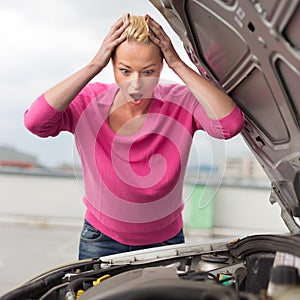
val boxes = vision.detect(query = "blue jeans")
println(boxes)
[78,220,185,260]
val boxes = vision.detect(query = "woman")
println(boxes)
[24,14,244,259]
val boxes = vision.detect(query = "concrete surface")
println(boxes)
[0,222,81,296]
[0,221,211,297]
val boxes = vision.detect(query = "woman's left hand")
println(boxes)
[146,15,182,70]
[146,16,236,120]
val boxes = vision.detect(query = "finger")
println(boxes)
[147,18,170,45]
[107,23,128,46]
[146,15,163,33]
[148,31,161,46]
[109,15,129,36]
[109,17,123,33]
[113,32,127,46]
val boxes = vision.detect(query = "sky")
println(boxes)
[0,0,250,167]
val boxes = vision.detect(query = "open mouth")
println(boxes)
[129,93,143,101]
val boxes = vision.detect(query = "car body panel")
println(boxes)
[150,0,300,232]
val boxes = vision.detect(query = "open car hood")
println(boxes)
[150,0,300,233]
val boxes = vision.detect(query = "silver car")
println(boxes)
[3,1,300,299]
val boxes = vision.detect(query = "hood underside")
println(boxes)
[150,0,300,232]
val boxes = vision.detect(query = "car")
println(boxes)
[2,0,300,299]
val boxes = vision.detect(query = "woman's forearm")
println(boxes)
[146,16,234,120]
[171,60,234,119]
[43,16,129,112]
[44,63,102,111]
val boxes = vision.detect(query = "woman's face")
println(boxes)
[112,41,163,106]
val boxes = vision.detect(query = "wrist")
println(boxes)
[169,59,185,73]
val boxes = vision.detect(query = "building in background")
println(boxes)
[223,155,268,181]
[0,146,39,168]
[185,154,269,187]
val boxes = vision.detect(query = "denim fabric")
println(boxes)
[78,220,185,260]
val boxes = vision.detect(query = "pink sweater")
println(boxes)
[24,82,244,245]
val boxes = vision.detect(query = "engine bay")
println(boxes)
[3,234,300,300]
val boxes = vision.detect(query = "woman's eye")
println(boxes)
[120,69,130,75]
[143,70,154,76]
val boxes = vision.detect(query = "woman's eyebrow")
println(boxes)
[118,63,131,68]
[142,64,156,69]
[118,63,157,69]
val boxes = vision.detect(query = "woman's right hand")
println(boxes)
[90,14,130,71]
[43,15,129,111]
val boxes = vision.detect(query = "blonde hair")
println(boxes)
[122,14,150,44]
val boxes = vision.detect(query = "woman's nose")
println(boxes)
[130,73,142,89]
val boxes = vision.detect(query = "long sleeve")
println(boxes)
[24,82,109,138]
[24,94,71,137]
[194,102,245,139]
[155,83,245,140]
